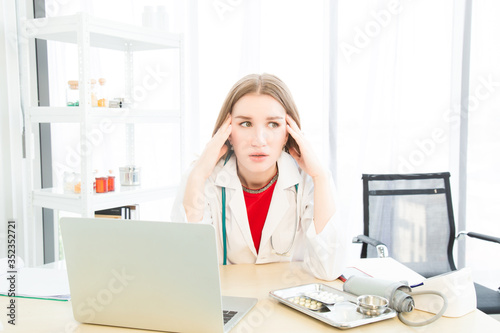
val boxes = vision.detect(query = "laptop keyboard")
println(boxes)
[223,310,238,324]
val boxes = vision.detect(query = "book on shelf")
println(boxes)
[94,205,139,219]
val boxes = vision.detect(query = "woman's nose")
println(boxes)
[251,127,267,146]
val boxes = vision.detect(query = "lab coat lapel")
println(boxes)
[214,154,258,256]
[260,183,290,247]
[228,187,257,256]
[260,152,302,249]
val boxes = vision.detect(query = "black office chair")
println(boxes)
[353,172,500,314]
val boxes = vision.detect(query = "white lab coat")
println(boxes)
[171,151,348,281]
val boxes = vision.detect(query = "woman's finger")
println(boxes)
[286,115,301,133]
[289,146,301,161]
[216,115,232,134]
[286,116,304,141]
[214,117,232,147]
[286,123,304,148]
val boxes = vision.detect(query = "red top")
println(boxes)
[243,181,277,254]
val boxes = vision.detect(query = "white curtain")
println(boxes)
[467,0,500,290]
[337,0,459,262]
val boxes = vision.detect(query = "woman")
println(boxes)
[171,73,347,280]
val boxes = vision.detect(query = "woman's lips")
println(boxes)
[249,154,268,162]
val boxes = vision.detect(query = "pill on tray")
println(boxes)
[288,294,335,311]
[305,290,343,304]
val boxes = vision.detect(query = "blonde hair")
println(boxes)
[212,73,301,158]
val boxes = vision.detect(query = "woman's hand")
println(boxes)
[194,115,232,179]
[286,115,327,180]
[183,115,232,222]
[286,115,335,234]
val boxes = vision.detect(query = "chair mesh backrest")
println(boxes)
[362,173,457,278]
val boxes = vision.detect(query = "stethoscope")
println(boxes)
[221,151,299,265]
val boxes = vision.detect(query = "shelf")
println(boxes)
[22,12,185,221]
[32,185,178,213]
[28,107,181,123]
[23,13,181,51]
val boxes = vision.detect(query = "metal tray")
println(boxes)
[269,283,397,329]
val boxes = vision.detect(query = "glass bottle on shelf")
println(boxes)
[63,172,81,193]
[66,80,79,106]
[68,80,97,107]
[142,6,155,28]
[95,171,108,193]
[73,173,82,194]
[107,170,115,192]
[91,79,98,107]
[97,78,108,107]
[156,6,169,31]
[63,172,72,192]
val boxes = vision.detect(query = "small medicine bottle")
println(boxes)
[97,78,108,107]
[74,173,82,194]
[66,80,79,106]
[142,6,155,28]
[63,172,73,193]
[156,6,169,30]
[107,170,115,192]
[91,79,98,107]
[95,173,108,193]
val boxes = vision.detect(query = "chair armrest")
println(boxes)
[352,235,389,258]
[460,231,500,245]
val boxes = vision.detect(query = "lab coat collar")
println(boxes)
[276,151,302,190]
[214,153,240,189]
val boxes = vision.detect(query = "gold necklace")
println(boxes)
[242,171,279,194]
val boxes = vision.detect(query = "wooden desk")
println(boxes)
[2,261,500,332]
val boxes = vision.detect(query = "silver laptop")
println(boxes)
[60,217,257,332]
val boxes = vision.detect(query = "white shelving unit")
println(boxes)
[20,13,184,217]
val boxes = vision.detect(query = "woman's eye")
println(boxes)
[240,121,251,127]
[269,122,279,128]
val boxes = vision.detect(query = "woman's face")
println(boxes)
[229,93,288,178]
